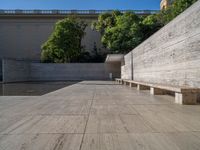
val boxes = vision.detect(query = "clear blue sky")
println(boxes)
[1,0,161,10]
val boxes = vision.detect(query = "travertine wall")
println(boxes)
[0,17,105,61]
[30,63,113,81]
[121,52,132,80]
[2,59,120,82]
[122,1,200,88]
[2,59,31,83]
[0,60,2,81]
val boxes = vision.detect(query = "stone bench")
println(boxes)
[116,79,200,105]
[115,78,123,84]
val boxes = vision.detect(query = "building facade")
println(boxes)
[0,10,158,80]
[0,11,103,61]
[160,0,174,10]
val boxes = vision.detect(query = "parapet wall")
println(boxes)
[30,63,117,81]
[0,60,2,81]
[121,1,200,88]
[2,59,31,83]
[2,59,120,82]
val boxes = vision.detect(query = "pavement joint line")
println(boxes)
[79,84,96,150]
[1,131,200,136]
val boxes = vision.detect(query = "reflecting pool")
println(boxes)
[0,81,78,96]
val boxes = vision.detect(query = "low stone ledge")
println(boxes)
[175,93,198,105]
[137,84,150,90]
[119,79,200,105]
[150,87,167,95]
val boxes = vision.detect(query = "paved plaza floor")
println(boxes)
[0,81,200,150]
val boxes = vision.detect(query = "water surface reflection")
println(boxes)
[0,81,78,96]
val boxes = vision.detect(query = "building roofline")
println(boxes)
[105,54,124,63]
[0,9,159,16]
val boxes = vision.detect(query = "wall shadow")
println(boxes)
[0,60,2,81]
[0,81,80,96]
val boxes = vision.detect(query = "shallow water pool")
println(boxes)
[0,81,78,96]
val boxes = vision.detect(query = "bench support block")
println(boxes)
[150,87,166,95]
[116,80,121,84]
[175,93,197,105]
[130,83,137,87]
[137,84,149,90]
[125,82,130,86]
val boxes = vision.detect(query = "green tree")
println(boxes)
[141,0,198,39]
[141,14,163,40]
[93,12,143,54]
[92,0,198,54]
[91,10,122,35]
[90,42,106,62]
[171,0,197,20]
[104,12,143,53]
[41,17,87,63]
[160,0,198,25]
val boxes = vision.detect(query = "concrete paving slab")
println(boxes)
[86,115,154,133]
[81,133,181,150]
[1,115,87,134]
[90,105,138,115]
[0,134,83,150]
[0,81,200,149]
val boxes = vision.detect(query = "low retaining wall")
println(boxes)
[0,60,2,81]
[30,63,113,81]
[121,53,132,80]
[122,1,200,88]
[2,59,120,82]
[2,59,31,83]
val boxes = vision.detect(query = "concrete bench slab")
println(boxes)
[116,79,200,105]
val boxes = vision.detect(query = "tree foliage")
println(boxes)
[155,0,198,25]
[92,0,198,54]
[41,0,198,63]
[41,17,87,63]
[141,15,163,40]
[92,12,143,54]
[91,10,122,35]
[102,12,143,54]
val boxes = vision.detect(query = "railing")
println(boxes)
[0,9,159,15]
